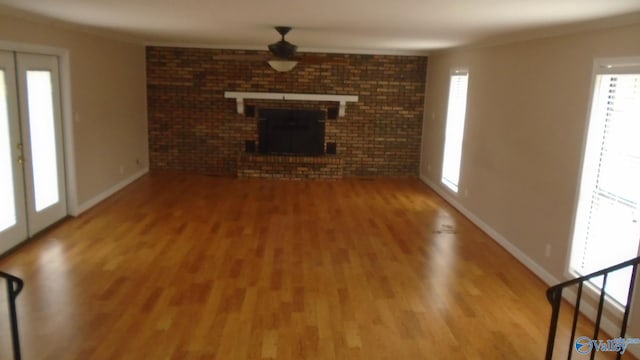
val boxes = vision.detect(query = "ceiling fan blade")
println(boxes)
[268,26,298,59]
[213,27,349,66]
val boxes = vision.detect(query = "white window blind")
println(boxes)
[442,71,469,192]
[570,61,640,306]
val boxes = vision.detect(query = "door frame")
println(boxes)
[0,40,78,217]
[0,50,28,249]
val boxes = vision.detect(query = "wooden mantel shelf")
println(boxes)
[224,91,359,117]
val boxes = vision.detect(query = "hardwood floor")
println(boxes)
[0,172,627,359]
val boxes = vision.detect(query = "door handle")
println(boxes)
[17,156,24,164]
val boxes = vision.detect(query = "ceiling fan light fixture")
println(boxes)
[268,60,298,72]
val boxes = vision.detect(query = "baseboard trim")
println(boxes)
[73,168,148,216]
[418,175,639,357]
[419,175,559,285]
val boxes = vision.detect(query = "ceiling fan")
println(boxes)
[268,26,298,59]
[212,26,346,71]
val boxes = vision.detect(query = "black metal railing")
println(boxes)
[545,256,640,360]
[0,271,23,360]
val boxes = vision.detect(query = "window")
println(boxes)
[569,57,640,306]
[441,69,469,192]
[26,70,59,211]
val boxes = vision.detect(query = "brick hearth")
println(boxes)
[237,154,343,180]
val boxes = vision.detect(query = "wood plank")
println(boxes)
[0,171,630,359]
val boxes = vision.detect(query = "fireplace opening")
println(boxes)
[258,108,326,156]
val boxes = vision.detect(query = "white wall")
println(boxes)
[0,10,148,213]
[421,21,640,338]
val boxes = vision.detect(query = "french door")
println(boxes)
[0,50,67,254]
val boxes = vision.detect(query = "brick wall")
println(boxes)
[146,47,427,177]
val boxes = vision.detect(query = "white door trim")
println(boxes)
[0,50,28,252]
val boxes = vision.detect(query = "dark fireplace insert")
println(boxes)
[258,108,325,156]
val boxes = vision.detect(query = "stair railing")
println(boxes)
[0,271,24,360]
[545,256,640,360]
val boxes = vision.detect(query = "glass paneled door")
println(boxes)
[0,51,27,252]
[0,51,67,254]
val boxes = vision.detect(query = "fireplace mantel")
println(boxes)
[224,91,358,117]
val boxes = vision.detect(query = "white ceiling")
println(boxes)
[1,0,640,54]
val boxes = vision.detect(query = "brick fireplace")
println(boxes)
[146,47,427,177]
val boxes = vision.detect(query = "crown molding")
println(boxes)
[144,41,429,56]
